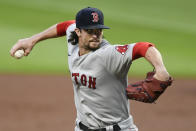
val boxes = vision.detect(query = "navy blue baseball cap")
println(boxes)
[76,7,110,29]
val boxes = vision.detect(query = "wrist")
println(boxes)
[154,68,170,81]
[30,34,41,46]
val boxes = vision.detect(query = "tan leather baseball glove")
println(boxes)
[126,71,173,103]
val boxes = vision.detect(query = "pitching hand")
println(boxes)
[10,37,36,57]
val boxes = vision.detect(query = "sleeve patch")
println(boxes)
[115,45,129,55]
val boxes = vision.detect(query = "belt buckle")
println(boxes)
[102,124,121,131]
[113,124,121,131]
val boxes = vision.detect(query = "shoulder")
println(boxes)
[66,22,76,37]
[95,40,112,53]
[57,20,76,36]
[97,42,136,54]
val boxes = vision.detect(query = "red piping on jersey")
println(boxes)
[56,20,75,36]
[132,42,154,60]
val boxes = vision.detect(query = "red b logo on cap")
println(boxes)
[91,12,99,22]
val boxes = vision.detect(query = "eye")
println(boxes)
[87,29,94,34]
[84,29,102,35]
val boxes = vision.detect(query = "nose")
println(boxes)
[92,34,98,38]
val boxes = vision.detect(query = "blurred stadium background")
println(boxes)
[1,0,196,77]
[0,0,196,131]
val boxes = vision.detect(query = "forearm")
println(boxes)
[10,24,62,56]
[145,47,170,81]
[30,24,59,45]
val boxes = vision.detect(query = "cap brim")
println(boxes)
[79,24,110,29]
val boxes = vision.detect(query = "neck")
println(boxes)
[78,47,91,56]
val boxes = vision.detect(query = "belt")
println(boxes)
[79,122,121,131]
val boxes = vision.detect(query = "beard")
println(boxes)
[86,40,101,51]
[85,44,100,51]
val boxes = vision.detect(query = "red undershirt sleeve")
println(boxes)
[132,42,155,60]
[56,20,75,36]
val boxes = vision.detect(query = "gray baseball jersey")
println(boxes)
[66,23,136,128]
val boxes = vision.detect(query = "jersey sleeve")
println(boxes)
[132,42,154,60]
[100,42,154,76]
[56,20,75,36]
[56,20,77,56]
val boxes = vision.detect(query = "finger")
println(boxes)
[24,48,31,56]
[10,44,21,57]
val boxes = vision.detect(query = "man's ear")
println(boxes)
[75,28,81,37]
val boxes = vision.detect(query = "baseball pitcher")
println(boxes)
[10,7,172,131]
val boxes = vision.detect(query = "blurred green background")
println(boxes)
[0,0,196,77]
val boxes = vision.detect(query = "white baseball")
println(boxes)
[14,49,24,59]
